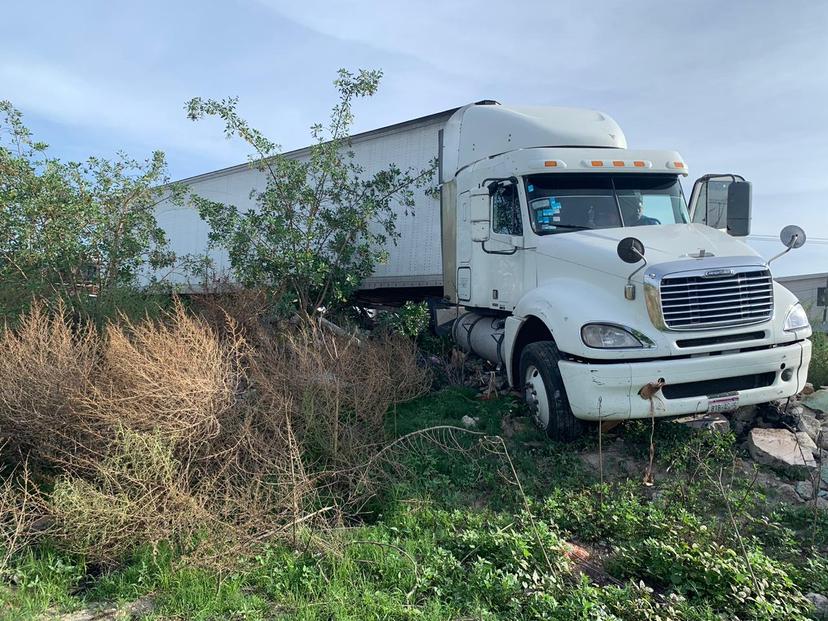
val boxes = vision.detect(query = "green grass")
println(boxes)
[1,387,824,620]
[0,547,86,621]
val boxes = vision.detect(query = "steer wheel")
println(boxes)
[519,341,584,442]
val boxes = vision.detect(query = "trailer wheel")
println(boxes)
[519,341,583,442]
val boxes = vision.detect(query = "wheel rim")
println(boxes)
[524,364,550,429]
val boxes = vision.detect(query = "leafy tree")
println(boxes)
[186,68,435,318]
[0,101,184,321]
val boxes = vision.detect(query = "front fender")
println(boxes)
[510,277,662,359]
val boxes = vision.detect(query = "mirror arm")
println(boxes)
[627,248,648,284]
[624,249,648,300]
[768,234,799,265]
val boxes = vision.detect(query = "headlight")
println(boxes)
[581,323,654,349]
[783,304,810,332]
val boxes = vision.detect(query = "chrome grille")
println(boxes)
[659,268,773,330]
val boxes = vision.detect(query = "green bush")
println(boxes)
[808,330,828,387]
[608,524,811,620]
[245,504,698,620]
[378,301,430,339]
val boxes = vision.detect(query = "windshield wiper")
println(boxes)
[552,224,593,230]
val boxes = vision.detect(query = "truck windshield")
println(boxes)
[525,173,688,235]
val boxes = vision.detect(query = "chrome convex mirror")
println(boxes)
[769,225,806,264]
[780,225,806,249]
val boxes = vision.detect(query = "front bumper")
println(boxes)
[558,340,811,420]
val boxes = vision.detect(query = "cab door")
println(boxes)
[485,181,525,309]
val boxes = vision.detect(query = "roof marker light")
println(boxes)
[590,160,604,167]
[544,160,558,167]
[633,160,646,167]
[667,161,686,169]
[612,160,625,167]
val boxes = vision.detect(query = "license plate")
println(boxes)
[707,393,740,413]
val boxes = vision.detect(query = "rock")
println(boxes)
[675,412,730,433]
[821,464,828,487]
[49,595,155,620]
[795,431,819,456]
[747,428,817,478]
[729,406,758,436]
[755,401,798,429]
[819,428,828,451]
[806,592,828,620]
[797,410,821,442]
[795,480,814,500]
[461,415,477,429]
[773,483,805,505]
[803,389,828,414]
[802,382,815,396]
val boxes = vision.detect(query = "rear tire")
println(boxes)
[519,341,584,442]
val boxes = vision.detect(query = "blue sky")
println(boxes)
[2,0,827,247]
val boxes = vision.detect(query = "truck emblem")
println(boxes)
[703,269,735,278]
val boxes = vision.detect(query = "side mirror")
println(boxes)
[617,237,645,264]
[768,224,806,265]
[726,181,752,237]
[688,174,752,237]
[617,237,647,300]
[780,224,806,249]
[470,192,490,242]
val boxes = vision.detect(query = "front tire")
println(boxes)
[519,341,584,442]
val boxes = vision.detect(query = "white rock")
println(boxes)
[795,431,819,456]
[460,415,477,429]
[747,428,817,477]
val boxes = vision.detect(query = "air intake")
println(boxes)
[659,268,773,330]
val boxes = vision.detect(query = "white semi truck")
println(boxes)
[162,101,813,440]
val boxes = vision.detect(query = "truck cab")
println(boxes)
[442,102,812,440]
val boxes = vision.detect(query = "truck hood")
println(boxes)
[533,223,765,281]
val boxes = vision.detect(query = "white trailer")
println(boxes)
[162,101,814,441]
[156,107,456,293]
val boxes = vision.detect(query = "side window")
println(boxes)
[492,184,522,235]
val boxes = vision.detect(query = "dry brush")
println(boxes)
[0,301,430,566]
